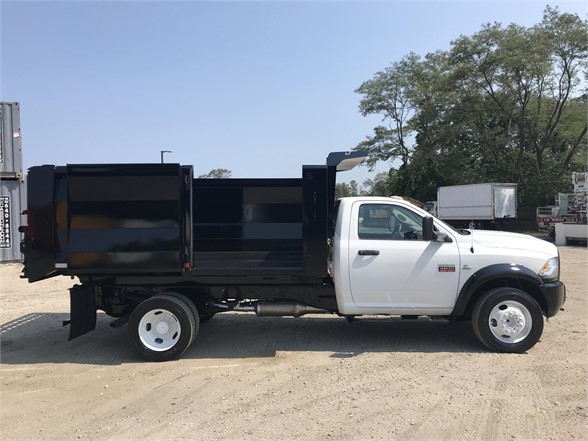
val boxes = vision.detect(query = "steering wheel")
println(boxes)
[403,230,418,240]
[388,214,404,240]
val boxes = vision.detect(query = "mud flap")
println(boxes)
[68,284,97,341]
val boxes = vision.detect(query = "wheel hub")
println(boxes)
[138,309,181,351]
[497,310,525,336]
[156,321,170,335]
[488,300,532,344]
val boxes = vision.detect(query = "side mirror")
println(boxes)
[435,232,452,243]
[422,216,434,241]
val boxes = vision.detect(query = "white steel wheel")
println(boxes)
[472,287,544,353]
[129,295,196,362]
[488,300,532,344]
[138,308,182,351]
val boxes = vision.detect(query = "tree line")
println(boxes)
[348,6,587,209]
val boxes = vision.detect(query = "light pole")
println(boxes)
[160,150,172,163]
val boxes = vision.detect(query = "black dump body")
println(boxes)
[20,152,366,340]
[21,152,366,286]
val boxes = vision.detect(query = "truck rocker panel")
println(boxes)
[20,152,566,361]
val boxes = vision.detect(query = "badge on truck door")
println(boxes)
[438,264,456,273]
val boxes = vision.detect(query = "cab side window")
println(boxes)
[358,204,423,240]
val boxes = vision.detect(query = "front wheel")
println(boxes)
[129,295,197,361]
[472,288,544,353]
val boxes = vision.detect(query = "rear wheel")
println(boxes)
[162,292,200,343]
[129,295,197,361]
[472,287,544,353]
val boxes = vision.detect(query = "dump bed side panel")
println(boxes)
[65,164,192,273]
[191,166,331,276]
[192,178,304,271]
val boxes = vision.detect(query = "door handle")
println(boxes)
[358,250,380,256]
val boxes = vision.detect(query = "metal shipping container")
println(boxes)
[1,179,25,262]
[0,102,23,179]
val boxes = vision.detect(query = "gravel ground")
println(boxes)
[1,245,586,441]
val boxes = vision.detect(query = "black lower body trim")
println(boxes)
[542,281,566,318]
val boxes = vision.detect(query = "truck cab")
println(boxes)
[331,196,565,353]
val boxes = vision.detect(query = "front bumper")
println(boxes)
[542,281,566,318]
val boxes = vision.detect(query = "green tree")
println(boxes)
[198,168,232,179]
[355,53,420,170]
[446,8,587,204]
[335,180,362,199]
[361,172,394,196]
[355,6,587,209]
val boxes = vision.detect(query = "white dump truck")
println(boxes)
[20,155,563,361]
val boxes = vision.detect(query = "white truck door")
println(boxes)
[348,201,461,314]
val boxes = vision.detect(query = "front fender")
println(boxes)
[452,264,543,318]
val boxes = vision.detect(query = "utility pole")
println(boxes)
[160,150,172,163]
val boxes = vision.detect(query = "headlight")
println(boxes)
[539,257,559,280]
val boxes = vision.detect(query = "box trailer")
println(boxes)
[430,183,517,228]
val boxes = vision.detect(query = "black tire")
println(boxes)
[162,292,200,342]
[164,292,215,324]
[128,295,196,362]
[472,287,544,353]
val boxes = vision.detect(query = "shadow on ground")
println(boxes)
[0,312,484,366]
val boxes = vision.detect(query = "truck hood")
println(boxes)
[470,230,556,256]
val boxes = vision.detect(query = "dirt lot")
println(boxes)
[1,246,586,441]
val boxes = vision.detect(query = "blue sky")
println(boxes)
[1,1,586,184]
